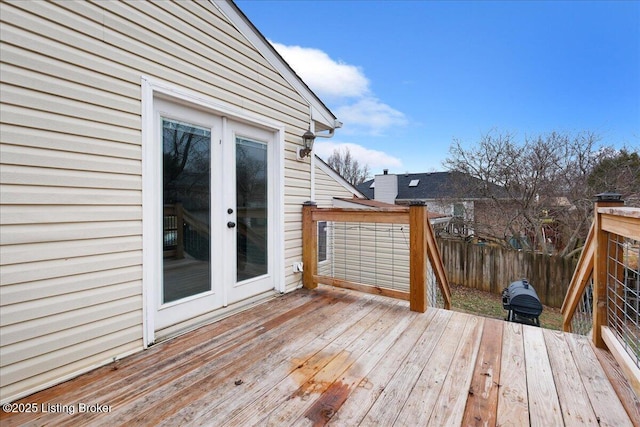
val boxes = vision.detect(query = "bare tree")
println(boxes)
[587,148,640,204]
[327,147,371,185]
[444,130,629,255]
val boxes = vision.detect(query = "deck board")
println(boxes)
[220,295,394,426]
[130,288,378,426]
[427,314,484,426]
[569,334,637,427]
[365,308,454,426]
[79,290,343,427]
[461,317,503,427]
[294,301,419,426]
[1,285,635,426]
[115,291,363,426]
[544,329,599,426]
[325,309,442,426]
[263,301,406,426]
[497,322,529,426]
[523,326,564,427]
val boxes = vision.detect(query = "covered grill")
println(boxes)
[502,279,543,326]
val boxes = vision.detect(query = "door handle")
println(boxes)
[227,221,236,228]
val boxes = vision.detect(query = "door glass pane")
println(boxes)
[162,119,211,303]
[236,137,268,282]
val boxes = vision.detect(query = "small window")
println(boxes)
[318,221,328,262]
[453,203,464,218]
[369,182,375,189]
[409,179,420,187]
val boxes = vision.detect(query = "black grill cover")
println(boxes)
[502,279,543,318]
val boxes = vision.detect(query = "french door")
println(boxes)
[153,97,276,332]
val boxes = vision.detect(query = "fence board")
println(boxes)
[439,239,577,308]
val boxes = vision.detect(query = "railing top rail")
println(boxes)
[597,206,640,219]
[598,208,640,241]
[310,206,411,213]
[309,206,411,224]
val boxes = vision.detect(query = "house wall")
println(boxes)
[428,200,474,236]
[312,165,433,294]
[396,199,475,236]
[313,159,362,277]
[473,199,521,241]
[0,0,313,403]
[328,218,438,301]
[373,172,397,204]
[313,161,358,208]
[330,222,412,291]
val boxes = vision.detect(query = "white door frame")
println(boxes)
[141,77,285,346]
[225,119,277,304]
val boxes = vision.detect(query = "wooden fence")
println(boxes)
[438,239,577,308]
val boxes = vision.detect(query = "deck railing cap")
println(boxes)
[594,192,623,202]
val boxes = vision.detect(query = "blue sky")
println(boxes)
[237,0,640,173]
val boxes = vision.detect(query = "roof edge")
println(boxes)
[315,155,367,199]
[212,0,338,130]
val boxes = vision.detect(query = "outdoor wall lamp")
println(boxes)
[297,129,316,160]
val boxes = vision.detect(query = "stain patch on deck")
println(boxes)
[289,352,338,386]
[288,352,355,423]
[303,381,351,426]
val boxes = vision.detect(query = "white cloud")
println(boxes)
[272,42,408,138]
[315,141,403,171]
[336,98,408,136]
[272,42,369,99]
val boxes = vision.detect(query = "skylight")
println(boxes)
[409,179,420,187]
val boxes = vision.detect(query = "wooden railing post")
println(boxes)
[592,192,624,348]
[302,201,318,289]
[410,201,428,313]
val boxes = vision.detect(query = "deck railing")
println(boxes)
[562,195,640,394]
[302,201,451,312]
[163,203,210,260]
[164,203,185,259]
[562,226,595,334]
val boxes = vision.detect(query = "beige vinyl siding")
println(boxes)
[0,0,313,402]
[328,221,437,301]
[311,163,435,294]
[283,164,313,291]
[330,222,412,291]
[314,163,359,208]
[313,161,360,276]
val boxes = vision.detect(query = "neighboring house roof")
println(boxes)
[333,197,449,221]
[546,196,573,208]
[216,0,340,132]
[357,171,508,201]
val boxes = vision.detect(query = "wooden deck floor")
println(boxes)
[2,285,637,426]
